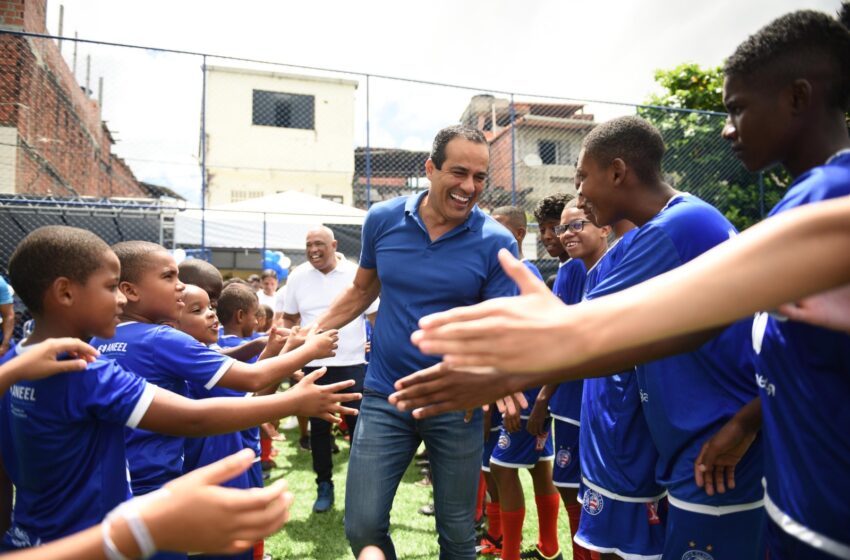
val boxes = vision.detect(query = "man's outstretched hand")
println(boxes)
[389,362,526,419]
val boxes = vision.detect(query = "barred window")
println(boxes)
[252,90,314,130]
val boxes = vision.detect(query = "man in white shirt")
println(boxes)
[282,225,378,513]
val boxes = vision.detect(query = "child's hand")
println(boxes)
[303,324,339,360]
[282,325,306,353]
[147,449,293,554]
[1,338,99,383]
[262,327,290,358]
[289,368,361,423]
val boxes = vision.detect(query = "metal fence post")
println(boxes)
[365,74,372,208]
[510,93,516,206]
[200,54,208,260]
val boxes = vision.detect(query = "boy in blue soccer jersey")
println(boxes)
[694,7,850,559]
[0,227,360,553]
[565,205,667,560]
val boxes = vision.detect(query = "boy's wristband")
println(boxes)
[105,488,172,559]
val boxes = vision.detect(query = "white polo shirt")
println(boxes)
[283,257,379,367]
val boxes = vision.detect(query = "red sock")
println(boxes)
[475,471,487,522]
[486,501,502,539]
[252,540,264,560]
[535,493,560,557]
[500,507,525,560]
[565,503,595,560]
[261,435,272,462]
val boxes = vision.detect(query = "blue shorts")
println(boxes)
[482,428,500,471]
[552,418,580,487]
[575,483,666,560]
[766,516,846,560]
[247,460,263,489]
[663,501,765,560]
[489,419,553,469]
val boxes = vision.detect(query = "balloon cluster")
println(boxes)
[263,250,291,280]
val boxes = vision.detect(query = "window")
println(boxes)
[252,90,315,130]
[538,140,558,165]
[231,190,264,203]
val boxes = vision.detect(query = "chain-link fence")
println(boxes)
[0,28,774,276]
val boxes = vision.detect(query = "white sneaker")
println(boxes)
[281,416,299,430]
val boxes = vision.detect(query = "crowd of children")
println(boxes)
[1,5,849,560]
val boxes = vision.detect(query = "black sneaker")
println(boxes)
[331,440,340,454]
[299,435,311,451]
[519,545,563,560]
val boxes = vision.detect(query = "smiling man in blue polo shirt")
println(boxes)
[315,124,518,559]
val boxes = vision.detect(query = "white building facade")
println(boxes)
[204,66,358,207]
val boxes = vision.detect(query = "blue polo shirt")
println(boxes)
[360,191,518,396]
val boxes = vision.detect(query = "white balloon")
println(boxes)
[172,248,187,265]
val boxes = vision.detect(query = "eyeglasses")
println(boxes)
[553,220,591,235]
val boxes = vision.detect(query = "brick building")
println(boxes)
[0,0,146,197]
[460,94,595,206]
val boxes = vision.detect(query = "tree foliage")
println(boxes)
[639,63,786,230]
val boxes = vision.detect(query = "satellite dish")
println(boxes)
[523,153,543,167]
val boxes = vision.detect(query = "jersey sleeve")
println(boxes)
[587,225,682,300]
[152,326,235,390]
[358,206,380,270]
[481,238,520,300]
[66,359,156,428]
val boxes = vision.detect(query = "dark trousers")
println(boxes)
[304,364,365,485]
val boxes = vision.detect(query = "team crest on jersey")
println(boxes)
[497,433,511,450]
[556,448,572,468]
[681,551,713,560]
[582,489,604,516]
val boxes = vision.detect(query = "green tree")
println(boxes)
[638,63,787,230]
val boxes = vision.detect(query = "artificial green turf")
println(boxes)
[264,427,576,559]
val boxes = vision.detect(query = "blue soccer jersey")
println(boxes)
[547,259,586,422]
[581,229,665,500]
[0,343,154,549]
[588,195,763,509]
[522,259,544,281]
[754,152,850,556]
[91,322,234,495]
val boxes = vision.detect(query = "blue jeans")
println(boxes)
[344,392,483,560]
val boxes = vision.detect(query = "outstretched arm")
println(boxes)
[315,267,381,331]
[138,368,361,437]
[3,450,294,560]
[412,196,850,372]
[0,338,99,393]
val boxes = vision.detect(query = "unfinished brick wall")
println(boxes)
[0,0,145,197]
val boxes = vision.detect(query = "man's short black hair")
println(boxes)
[9,226,111,314]
[725,7,850,111]
[217,284,259,325]
[178,260,223,297]
[430,124,488,170]
[533,193,574,224]
[112,240,168,284]
[581,116,665,184]
[491,206,528,230]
